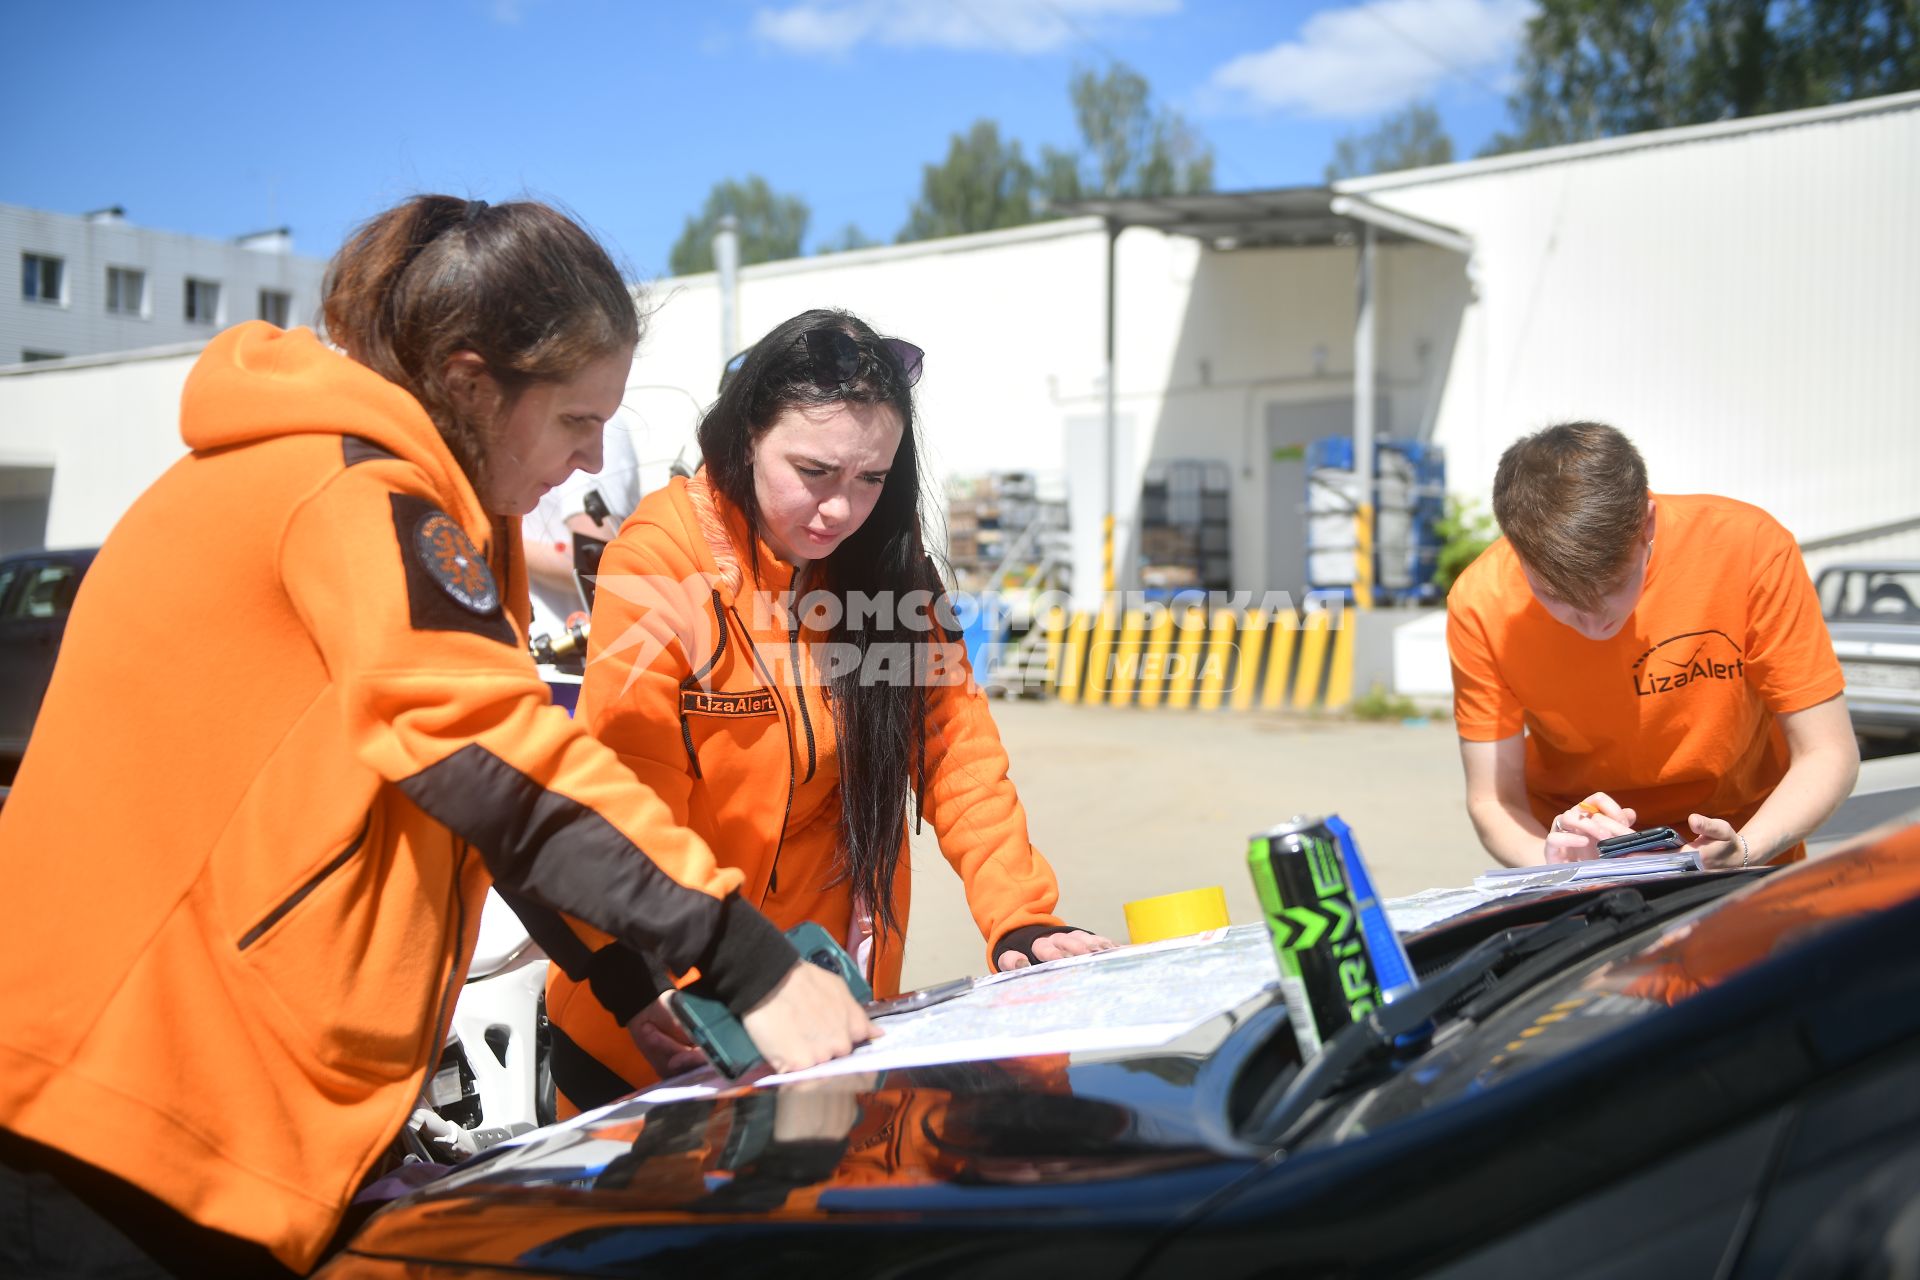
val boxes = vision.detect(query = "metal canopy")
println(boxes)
[1053,187,1391,251]
[1054,187,1475,608]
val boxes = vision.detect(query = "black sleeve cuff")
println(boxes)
[585,943,666,1026]
[684,895,800,1015]
[991,923,1090,968]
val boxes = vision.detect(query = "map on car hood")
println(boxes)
[625,925,1279,1098]
[622,872,1671,1100]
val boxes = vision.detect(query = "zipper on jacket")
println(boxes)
[389,840,474,1168]
[677,590,731,779]
[732,601,797,902]
[787,566,818,785]
[238,815,372,950]
[428,844,471,1050]
[679,717,704,779]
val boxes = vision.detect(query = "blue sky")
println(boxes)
[4,0,1533,279]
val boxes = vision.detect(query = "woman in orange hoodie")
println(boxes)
[552,309,1115,1113]
[0,198,869,1279]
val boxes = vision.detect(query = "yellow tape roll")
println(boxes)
[1123,886,1231,944]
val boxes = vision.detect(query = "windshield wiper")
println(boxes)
[1242,883,1729,1149]
[1450,878,1737,1025]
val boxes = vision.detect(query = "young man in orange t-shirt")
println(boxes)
[1447,422,1858,868]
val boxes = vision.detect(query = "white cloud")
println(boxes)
[752,0,1180,58]
[1204,0,1533,119]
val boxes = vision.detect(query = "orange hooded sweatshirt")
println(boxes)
[0,324,795,1272]
[547,473,1071,1108]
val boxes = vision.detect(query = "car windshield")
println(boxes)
[1289,831,1920,1147]
[1820,567,1920,621]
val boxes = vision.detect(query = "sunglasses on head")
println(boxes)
[802,329,924,390]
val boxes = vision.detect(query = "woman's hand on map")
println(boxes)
[1681,813,1747,868]
[996,930,1119,972]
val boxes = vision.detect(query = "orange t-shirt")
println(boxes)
[1447,493,1844,846]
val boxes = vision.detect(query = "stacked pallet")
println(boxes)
[946,472,1037,593]
[1138,460,1230,594]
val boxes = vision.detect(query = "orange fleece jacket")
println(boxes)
[0,325,794,1272]
[547,473,1069,1106]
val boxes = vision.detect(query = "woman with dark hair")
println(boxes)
[0,199,869,1279]
[554,308,1114,1114]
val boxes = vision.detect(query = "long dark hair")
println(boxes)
[322,194,640,495]
[699,308,941,935]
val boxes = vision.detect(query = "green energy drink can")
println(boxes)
[1248,816,1386,1061]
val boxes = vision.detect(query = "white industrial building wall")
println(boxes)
[14,95,1909,588]
[637,223,1445,601]
[636,219,1117,483]
[0,349,198,548]
[0,218,1442,598]
[1343,92,1920,570]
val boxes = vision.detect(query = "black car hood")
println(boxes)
[341,1049,1266,1275]
[335,826,1920,1277]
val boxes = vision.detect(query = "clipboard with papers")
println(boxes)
[1474,849,1705,891]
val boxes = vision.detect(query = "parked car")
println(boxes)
[1818,561,1920,757]
[319,816,1920,1279]
[0,547,96,784]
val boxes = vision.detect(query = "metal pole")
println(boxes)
[1103,221,1119,598]
[1352,223,1376,612]
[715,214,740,369]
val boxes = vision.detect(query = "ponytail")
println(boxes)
[321,194,640,491]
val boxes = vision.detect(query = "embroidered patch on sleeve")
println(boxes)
[390,493,517,645]
[680,688,779,718]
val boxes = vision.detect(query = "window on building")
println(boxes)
[106,266,147,316]
[21,254,64,304]
[185,278,221,324]
[21,350,65,363]
[258,288,291,327]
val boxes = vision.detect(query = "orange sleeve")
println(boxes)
[1743,518,1846,715]
[918,628,1067,966]
[279,460,794,1016]
[1447,587,1525,741]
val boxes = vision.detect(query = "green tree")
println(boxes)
[1434,496,1498,596]
[817,223,879,255]
[1485,0,1920,155]
[1325,102,1456,182]
[1040,62,1216,205]
[898,121,1039,243]
[667,176,809,276]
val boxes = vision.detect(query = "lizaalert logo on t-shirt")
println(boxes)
[1630,630,1746,697]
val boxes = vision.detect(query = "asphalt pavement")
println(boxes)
[900,701,1490,989]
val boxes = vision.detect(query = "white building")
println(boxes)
[2,204,326,367]
[0,205,323,552]
[611,90,1920,606]
[2,92,1914,602]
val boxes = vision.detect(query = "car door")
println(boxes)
[0,555,89,762]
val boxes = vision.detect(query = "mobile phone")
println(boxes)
[866,976,973,1018]
[667,923,875,1078]
[1596,826,1682,858]
[666,987,761,1078]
